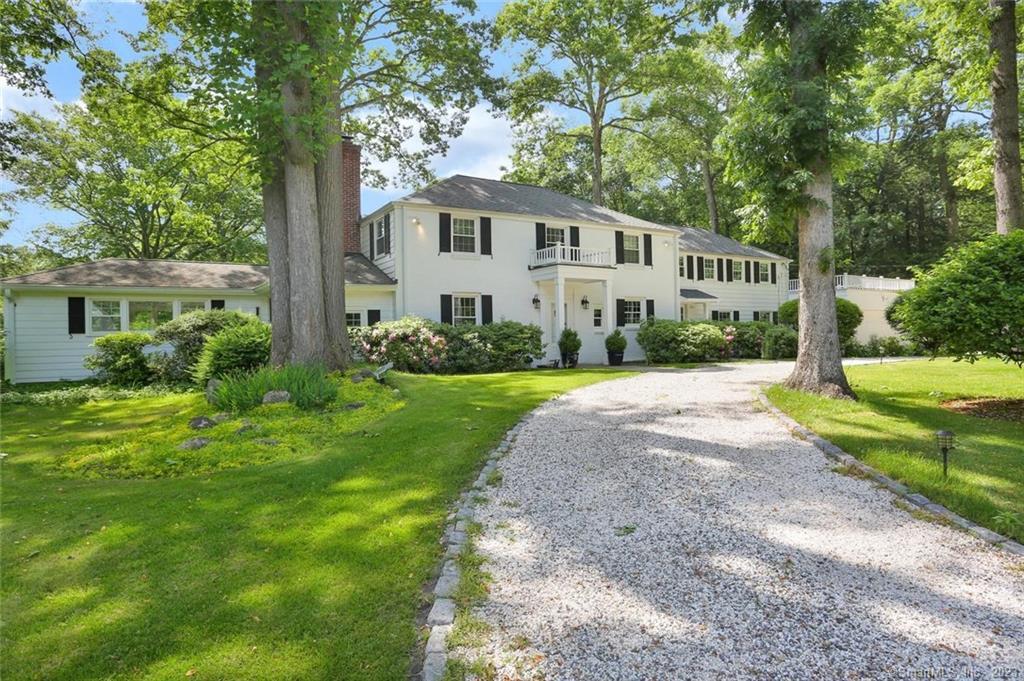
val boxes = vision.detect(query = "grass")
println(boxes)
[766,358,1024,542]
[1,368,632,680]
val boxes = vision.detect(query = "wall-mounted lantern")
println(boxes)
[532,294,541,309]
[580,295,590,310]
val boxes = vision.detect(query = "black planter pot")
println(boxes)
[560,352,580,368]
[607,351,624,366]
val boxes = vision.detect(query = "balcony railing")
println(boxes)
[529,244,612,268]
[788,274,915,293]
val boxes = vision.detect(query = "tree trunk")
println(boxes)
[591,119,603,205]
[263,164,292,365]
[315,84,351,370]
[783,0,854,399]
[989,0,1022,234]
[700,156,720,234]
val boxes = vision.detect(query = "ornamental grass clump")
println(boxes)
[211,364,338,411]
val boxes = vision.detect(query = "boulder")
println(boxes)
[178,437,211,450]
[351,375,365,384]
[189,415,215,430]
[205,379,222,404]
[262,390,290,404]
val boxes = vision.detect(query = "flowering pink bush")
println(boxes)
[722,325,737,358]
[351,317,447,372]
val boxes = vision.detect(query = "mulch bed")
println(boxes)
[941,398,1024,422]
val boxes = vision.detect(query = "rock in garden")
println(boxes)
[189,415,215,430]
[178,437,210,450]
[205,379,222,404]
[357,368,375,379]
[351,375,365,384]
[262,390,290,404]
[344,402,365,411]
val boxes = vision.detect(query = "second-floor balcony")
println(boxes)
[788,274,916,293]
[529,244,613,269]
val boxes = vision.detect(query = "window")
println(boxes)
[452,217,476,253]
[593,307,603,328]
[90,300,121,332]
[622,234,640,264]
[760,311,774,323]
[346,312,362,328]
[732,260,743,281]
[679,255,686,277]
[374,218,388,256]
[703,258,716,280]
[758,262,769,282]
[128,301,173,331]
[623,299,642,325]
[180,301,206,314]
[453,295,477,325]
[545,226,565,248]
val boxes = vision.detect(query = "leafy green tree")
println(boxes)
[496,0,683,205]
[8,84,264,262]
[891,231,1024,366]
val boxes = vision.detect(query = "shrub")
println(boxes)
[636,319,726,363]
[151,310,256,383]
[211,364,338,411]
[732,322,771,358]
[778,298,863,345]
[558,328,582,354]
[762,325,798,359]
[192,320,271,384]
[84,332,154,386]
[605,329,627,353]
[356,317,446,372]
[891,231,1024,366]
[636,318,682,363]
[440,321,543,373]
[0,383,180,407]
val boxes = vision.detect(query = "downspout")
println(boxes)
[3,288,16,384]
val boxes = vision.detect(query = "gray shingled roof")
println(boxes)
[398,175,673,232]
[669,225,787,260]
[1,255,394,289]
[679,288,717,300]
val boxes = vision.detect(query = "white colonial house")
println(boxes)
[3,141,799,382]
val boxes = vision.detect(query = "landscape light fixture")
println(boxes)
[580,295,590,310]
[532,294,541,309]
[935,430,955,477]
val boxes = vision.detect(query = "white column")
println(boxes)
[554,276,565,333]
[604,279,614,333]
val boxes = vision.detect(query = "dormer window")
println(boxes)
[452,217,476,253]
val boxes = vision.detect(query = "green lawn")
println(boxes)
[1,369,631,681]
[766,359,1024,542]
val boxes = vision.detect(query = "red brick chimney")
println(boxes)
[341,136,362,253]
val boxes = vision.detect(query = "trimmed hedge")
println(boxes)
[192,320,271,384]
[636,319,726,363]
[84,332,153,386]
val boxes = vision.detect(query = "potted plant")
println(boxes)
[605,329,627,365]
[558,328,582,368]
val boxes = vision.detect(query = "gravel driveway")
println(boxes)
[453,362,1024,680]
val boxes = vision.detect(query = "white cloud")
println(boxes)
[430,105,514,180]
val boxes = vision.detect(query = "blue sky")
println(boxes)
[1,1,529,247]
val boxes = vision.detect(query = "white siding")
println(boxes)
[841,288,903,342]
[345,288,397,327]
[5,290,269,383]
[362,210,397,279]
[678,252,789,322]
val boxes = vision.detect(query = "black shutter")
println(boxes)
[745,260,752,283]
[770,262,777,284]
[535,223,546,250]
[726,259,733,282]
[645,299,655,319]
[686,255,694,280]
[717,258,724,281]
[643,234,653,266]
[569,225,579,247]
[733,310,740,321]
[383,213,391,254]
[367,309,381,325]
[211,299,225,309]
[753,311,759,321]
[369,222,375,260]
[753,261,761,283]
[68,297,85,334]
[440,294,452,324]
[481,294,493,324]
[772,311,779,324]
[697,256,704,280]
[614,231,625,264]
[480,217,492,256]
[616,298,626,327]
[439,213,451,253]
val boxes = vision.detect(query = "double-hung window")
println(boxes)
[452,217,476,253]
[346,312,362,328]
[128,301,173,331]
[732,260,743,281]
[679,255,686,277]
[545,226,565,248]
[623,300,642,325]
[622,234,640,264]
[375,218,388,256]
[90,300,122,332]
[453,295,477,325]
[758,262,769,282]
[703,258,716,280]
